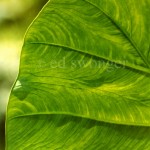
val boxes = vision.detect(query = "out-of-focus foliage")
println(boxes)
[0,0,48,149]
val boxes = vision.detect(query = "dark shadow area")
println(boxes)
[0,115,5,150]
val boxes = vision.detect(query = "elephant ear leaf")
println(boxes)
[6,0,150,150]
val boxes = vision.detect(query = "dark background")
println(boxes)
[0,0,48,149]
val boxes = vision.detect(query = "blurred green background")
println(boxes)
[0,0,48,149]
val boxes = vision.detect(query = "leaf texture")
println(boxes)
[6,0,150,149]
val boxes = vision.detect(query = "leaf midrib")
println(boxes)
[9,112,150,127]
[28,42,150,74]
[85,0,150,69]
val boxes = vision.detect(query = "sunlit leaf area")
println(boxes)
[5,0,150,149]
[0,0,48,149]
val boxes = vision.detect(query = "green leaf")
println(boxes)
[6,0,150,149]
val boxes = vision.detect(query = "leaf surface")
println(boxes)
[7,0,150,149]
